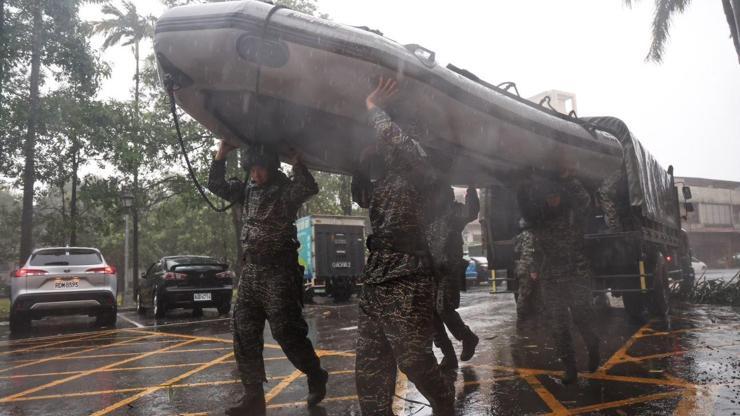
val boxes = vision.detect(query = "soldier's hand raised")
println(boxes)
[366,76,399,110]
[215,140,239,161]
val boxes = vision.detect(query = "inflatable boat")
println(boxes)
[154,0,624,184]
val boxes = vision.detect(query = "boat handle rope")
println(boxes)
[163,3,287,213]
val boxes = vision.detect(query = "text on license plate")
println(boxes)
[55,280,79,289]
[194,293,211,301]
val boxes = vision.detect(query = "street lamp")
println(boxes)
[120,190,134,307]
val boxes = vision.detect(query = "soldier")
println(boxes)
[425,183,480,370]
[513,218,541,321]
[208,143,328,416]
[597,169,624,232]
[522,173,601,384]
[353,77,455,416]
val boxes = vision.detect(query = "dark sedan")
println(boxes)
[137,256,234,318]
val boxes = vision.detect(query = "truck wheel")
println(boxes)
[623,292,646,324]
[332,288,352,303]
[649,254,671,319]
[303,287,315,304]
[9,310,30,334]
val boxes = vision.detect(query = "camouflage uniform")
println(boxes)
[353,108,454,416]
[514,228,541,319]
[208,160,324,387]
[528,177,600,375]
[597,169,623,232]
[425,185,479,361]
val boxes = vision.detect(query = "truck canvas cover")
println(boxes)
[583,116,679,228]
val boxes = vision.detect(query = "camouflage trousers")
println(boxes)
[433,274,474,354]
[516,272,542,320]
[539,277,599,364]
[232,263,322,386]
[356,276,455,415]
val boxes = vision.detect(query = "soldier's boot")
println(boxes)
[439,344,458,371]
[587,341,600,373]
[225,383,265,416]
[306,368,329,407]
[561,355,578,385]
[460,329,479,362]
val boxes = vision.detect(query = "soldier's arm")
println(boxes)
[207,141,245,203]
[563,176,592,217]
[365,77,430,175]
[283,159,319,206]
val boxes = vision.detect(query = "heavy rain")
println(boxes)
[0,0,739,415]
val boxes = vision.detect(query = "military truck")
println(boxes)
[297,215,366,303]
[482,117,695,322]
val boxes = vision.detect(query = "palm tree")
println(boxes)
[93,1,155,300]
[627,0,740,64]
[93,1,154,112]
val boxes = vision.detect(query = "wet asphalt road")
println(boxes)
[0,278,739,415]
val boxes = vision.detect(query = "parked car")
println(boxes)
[10,247,118,333]
[691,257,708,277]
[468,256,489,285]
[138,256,234,318]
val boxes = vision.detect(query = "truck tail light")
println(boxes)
[87,266,116,274]
[164,272,187,280]
[216,271,235,280]
[14,268,48,278]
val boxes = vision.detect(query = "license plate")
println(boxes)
[194,292,211,301]
[54,280,79,289]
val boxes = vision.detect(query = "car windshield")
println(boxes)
[166,257,223,271]
[29,249,102,266]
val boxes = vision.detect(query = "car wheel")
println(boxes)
[96,306,117,327]
[9,310,30,334]
[217,302,231,315]
[153,289,166,319]
[136,293,146,315]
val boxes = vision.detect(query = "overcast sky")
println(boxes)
[81,0,740,181]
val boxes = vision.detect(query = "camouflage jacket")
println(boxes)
[530,177,591,279]
[514,229,535,278]
[358,107,434,285]
[208,160,318,258]
[424,186,479,272]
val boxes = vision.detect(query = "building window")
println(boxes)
[699,203,732,226]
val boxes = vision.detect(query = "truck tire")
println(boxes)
[623,292,646,324]
[303,287,315,305]
[648,254,670,319]
[154,288,167,319]
[217,301,231,315]
[332,288,352,303]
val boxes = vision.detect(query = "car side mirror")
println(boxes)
[682,186,692,200]
[685,202,694,213]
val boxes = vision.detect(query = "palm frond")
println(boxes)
[647,0,693,62]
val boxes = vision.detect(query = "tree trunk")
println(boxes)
[131,40,141,300]
[340,174,352,216]
[69,145,79,246]
[132,168,140,301]
[19,1,42,263]
[0,0,5,107]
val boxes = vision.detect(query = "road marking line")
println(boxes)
[0,338,199,402]
[0,338,185,355]
[0,327,130,347]
[117,313,145,328]
[89,351,235,416]
[520,373,569,415]
[265,369,303,403]
[0,330,116,356]
[0,333,158,374]
[597,321,653,373]
[568,390,686,414]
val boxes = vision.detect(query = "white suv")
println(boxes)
[10,247,118,333]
